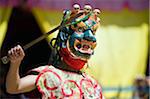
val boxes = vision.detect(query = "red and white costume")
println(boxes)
[32,66,104,99]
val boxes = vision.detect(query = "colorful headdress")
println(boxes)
[49,4,101,70]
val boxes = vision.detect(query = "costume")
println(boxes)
[33,66,103,99]
[31,4,103,99]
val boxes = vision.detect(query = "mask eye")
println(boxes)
[84,8,90,11]
[78,27,84,32]
[97,12,100,15]
[74,8,80,10]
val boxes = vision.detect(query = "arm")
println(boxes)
[6,45,37,94]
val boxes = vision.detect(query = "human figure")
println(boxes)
[6,4,104,99]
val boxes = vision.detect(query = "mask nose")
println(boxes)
[83,29,96,42]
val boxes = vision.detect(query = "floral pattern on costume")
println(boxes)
[35,66,103,99]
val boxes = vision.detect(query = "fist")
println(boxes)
[8,45,25,63]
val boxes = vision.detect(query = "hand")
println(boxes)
[8,45,25,63]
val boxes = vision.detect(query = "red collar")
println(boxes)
[60,48,87,70]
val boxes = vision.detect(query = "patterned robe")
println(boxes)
[32,65,104,99]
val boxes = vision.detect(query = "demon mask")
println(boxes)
[50,4,100,71]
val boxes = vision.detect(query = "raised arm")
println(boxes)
[6,45,37,94]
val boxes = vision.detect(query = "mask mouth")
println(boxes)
[67,38,97,60]
[74,39,96,54]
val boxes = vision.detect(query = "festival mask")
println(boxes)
[53,4,100,70]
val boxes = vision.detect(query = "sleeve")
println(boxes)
[26,65,49,75]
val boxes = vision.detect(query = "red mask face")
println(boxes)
[60,48,87,70]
